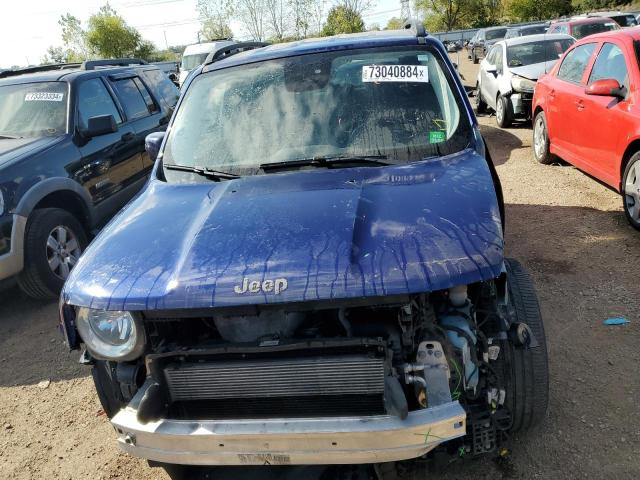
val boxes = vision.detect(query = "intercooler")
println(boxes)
[162,354,387,419]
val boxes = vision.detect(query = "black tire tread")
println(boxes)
[504,257,549,433]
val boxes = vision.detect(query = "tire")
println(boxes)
[622,153,640,230]
[92,361,127,419]
[532,111,557,165]
[499,258,549,434]
[18,208,88,299]
[476,82,487,114]
[496,95,513,128]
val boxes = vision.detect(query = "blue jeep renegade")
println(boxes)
[60,23,549,470]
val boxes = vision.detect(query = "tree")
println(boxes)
[385,17,404,30]
[321,5,364,36]
[265,0,290,41]
[58,13,90,60]
[197,0,234,40]
[416,0,470,32]
[507,0,571,21]
[237,0,267,40]
[86,4,145,58]
[309,0,327,35]
[334,0,375,16]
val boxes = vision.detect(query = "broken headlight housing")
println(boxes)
[511,75,536,93]
[76,308,145,361]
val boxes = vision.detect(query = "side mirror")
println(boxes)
[85,115,117,138]
[145,131,165,162]
[586,78,625,98]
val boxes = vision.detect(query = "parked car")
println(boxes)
[0,59,179,298]
[532,29,640,230]
[477,34,575,127]
[179,40,234,86]
[547,17,619,39]
[151,60,179,86]
[504,24,548,39]
[467,27,508,64]
[587,11,638,28]
[60,28,549,471]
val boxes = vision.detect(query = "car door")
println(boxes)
[481,45,499,109]
[108,74,168,173]
[547,42,597,161]
[75,77,143,224]
[577,41,632,187]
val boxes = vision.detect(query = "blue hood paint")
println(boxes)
[63,149,503,311]
[0,136,62,168]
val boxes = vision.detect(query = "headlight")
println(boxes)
[511,76,536,93]
[76,308,145,361]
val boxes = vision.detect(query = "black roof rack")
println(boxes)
[0,63,81,79]
[81,58,148,70]
[204,42,270,65]
[403,19,428,41]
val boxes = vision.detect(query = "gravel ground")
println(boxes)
[1,54,639,480]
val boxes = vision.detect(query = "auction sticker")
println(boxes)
[25,92,64,102]
[362,65,428,83]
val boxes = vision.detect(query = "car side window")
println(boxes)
[557,43,596,84]
[143,69,180,108]
[588,42,629,90]
[486,46,497,65]
[495,47,504,73]
[77,78,122,131]
[133,77,159,114]
[111,77,152,120]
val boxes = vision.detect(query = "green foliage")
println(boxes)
[385,17,404,30]
[321,5,364,36]
[571,0,628,10]
[507,0,572,21]
[58,13,90,60]
[86,4,144,58]
[198,0,235,39]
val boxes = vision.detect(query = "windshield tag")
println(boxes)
[25,92,64,102]
[429,131,446,143]
[362,65,428,83]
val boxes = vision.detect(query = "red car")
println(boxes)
[547,17,620,39]
[532,29,640,230]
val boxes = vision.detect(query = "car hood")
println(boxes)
[509,60,558,81]
[0,136,61,168]
[63,149,504,311]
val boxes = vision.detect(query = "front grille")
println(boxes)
[162,354,387,419]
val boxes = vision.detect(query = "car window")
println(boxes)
[143,69,180,107]
[182,53,209,70]
[507,39,575,67]
[77,78,122,131]
[0,82,68,138]
[572,21,618,40]
[486,45,498,64]
[163,47,473,177]
[486,28,506,40]
[521,25,547,36]
[495,47,504,73]
[588,42,629,89]
[133,77,159,114]
[557,43,597,84]
[111,77,151,120]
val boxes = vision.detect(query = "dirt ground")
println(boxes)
[1,54,639,480]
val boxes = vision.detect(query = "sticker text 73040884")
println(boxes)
[362,65,428,83]
[24,92,64,102]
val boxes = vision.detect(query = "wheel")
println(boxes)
[92,361,127,418]
[498,258,549,434]
[532,111,557,165]
[496,95,513,128]
[18,208,87,299]
[476,82,487,114]
[622,153,640,230]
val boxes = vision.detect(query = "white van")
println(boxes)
[179,40,234,86]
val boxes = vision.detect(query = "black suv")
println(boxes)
[0,58,179,299]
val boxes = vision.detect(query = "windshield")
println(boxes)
[486,29,507,40]
[573,21,618,39]
[520,25,547,36]
[507,39,575,67]
[182,53,209,71]
[0,82,68,138]
[163,46,472,178]
[611,14,638,27]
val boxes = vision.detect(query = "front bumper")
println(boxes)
[510,92,533,117]
[0,214,26,281]
[111,380,467,465]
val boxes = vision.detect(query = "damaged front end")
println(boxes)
[84,277,523,465]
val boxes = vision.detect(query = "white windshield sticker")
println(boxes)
[25,92,64,102]
[362,65,428,83]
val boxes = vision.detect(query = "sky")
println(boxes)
[1,0,403,68]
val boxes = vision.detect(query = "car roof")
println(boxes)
[560,16,616,25]
[573,25,640,42]
[508,24,547,31]
[183,41,234,55]
[502,33,574,47]
[204,30,442,71]
[0,64,160,86]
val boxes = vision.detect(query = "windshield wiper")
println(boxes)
[0,134,24,139]
[164,163,240,181]
[260,155,390,171]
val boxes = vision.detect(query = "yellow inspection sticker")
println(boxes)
[362,65,428,83]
